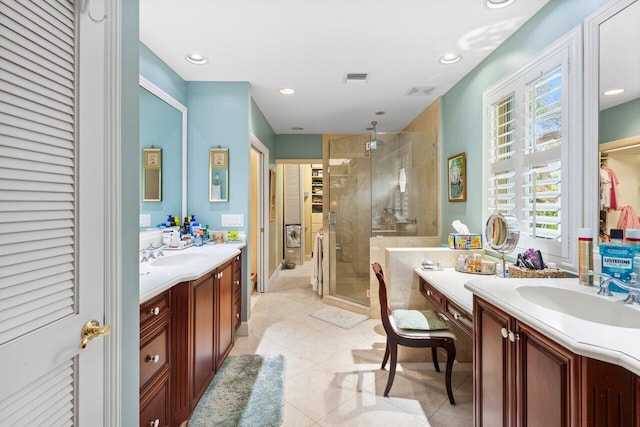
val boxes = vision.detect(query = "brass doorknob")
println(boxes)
[80,319,111,349]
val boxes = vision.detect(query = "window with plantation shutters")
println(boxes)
[483,28,582,265]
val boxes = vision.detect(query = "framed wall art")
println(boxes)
[447,152,466,202]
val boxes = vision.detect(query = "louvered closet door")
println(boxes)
[0,1,108,424]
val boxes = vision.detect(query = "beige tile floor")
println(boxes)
[230,262,473,427]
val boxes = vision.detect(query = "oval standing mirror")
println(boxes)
[485,213,520,276]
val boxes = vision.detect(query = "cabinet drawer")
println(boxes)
[140,292,170,325]
[140,324,169,389]
[140,371,170,427]
[421,279,445,311]
[444,299,473,336]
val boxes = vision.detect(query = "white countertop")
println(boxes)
[139,242,245,303]
[464,276,640,376]
[414,267,482,314]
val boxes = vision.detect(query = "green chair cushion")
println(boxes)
[392,309,450,331]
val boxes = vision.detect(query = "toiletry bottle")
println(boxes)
[578,228,594,286]
[182,217,190,235]
[194,230,203,247]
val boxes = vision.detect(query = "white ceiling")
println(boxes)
[140,0,550,134]
[599,0,640,111]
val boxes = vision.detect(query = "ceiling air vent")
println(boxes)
[343,73,369,83]
[405,86,435,96]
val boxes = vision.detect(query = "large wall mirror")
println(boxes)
[584,0,640,244]
[139,76,187,228]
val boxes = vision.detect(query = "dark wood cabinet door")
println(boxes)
[582,357,637,427]
[474,297,513,427]
[515,322,579,427]
[192,274,215,407]
[216,261,234,371]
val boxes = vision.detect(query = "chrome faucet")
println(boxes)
[590,271,639,305]
[140,244,166,263]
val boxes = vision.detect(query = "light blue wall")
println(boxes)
[441,0,609,242]
[139,42,187,106]
[139,86,183,226]
[276,134,323,159]
[250,99,276,165]
[186,82,251,230]
[122,0,139,423]
[599,98,640,143]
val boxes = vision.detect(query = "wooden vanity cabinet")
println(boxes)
[474,296,640,427]
[420,277,473,337]
[216,259,234,371]
[140,291,171,427]
[169,258,237,426]
[473,297,580,427]
[581,357,637,426]
[233,254,242,331]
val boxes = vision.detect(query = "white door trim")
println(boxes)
[104,1,122,424]
[250,134,271,294]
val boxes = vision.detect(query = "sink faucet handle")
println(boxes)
[597,275,613,297]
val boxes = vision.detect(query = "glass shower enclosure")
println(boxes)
[327,131,439,307]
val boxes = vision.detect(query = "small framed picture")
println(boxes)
[212,151,226,167]
[447,152,466,202]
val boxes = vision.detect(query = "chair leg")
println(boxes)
[444,341,457,405]
[381,340,390,370]
[383,343,398,397]
[431,347,440,372]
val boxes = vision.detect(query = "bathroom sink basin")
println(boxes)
[516,286,640,328]
[150,253,209,267]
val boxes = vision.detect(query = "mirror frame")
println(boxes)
[209,148,229,202]
[485,213,520,254]
[583,0,637,242]
[139,75,187,220]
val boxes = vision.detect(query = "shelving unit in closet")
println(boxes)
[311,164,323,235]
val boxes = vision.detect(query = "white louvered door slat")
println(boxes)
[0,0,108,424]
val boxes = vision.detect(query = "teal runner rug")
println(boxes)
[189,354,286,427]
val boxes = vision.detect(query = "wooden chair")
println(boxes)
[372,262,456,404]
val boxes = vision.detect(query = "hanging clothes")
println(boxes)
[311,231,323,296]
[616,205,640,231]
[599,167,611,209]
[601,166,620,211]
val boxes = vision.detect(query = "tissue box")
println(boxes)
[448,233,483,250]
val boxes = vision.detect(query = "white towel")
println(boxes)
[311,232,323,295]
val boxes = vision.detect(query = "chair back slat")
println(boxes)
[372,263,393,332]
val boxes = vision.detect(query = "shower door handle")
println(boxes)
[328,211,337,225]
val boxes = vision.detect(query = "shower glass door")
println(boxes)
[328,134,371,306]
[326,130,439,308]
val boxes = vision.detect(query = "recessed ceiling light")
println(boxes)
[279,88,295,95]
[603,88,625,96]
[375,111,385,115]
[486,0,515,9]
[186,53,207,65]
[439,53,462,64]
[292,127,304,131]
